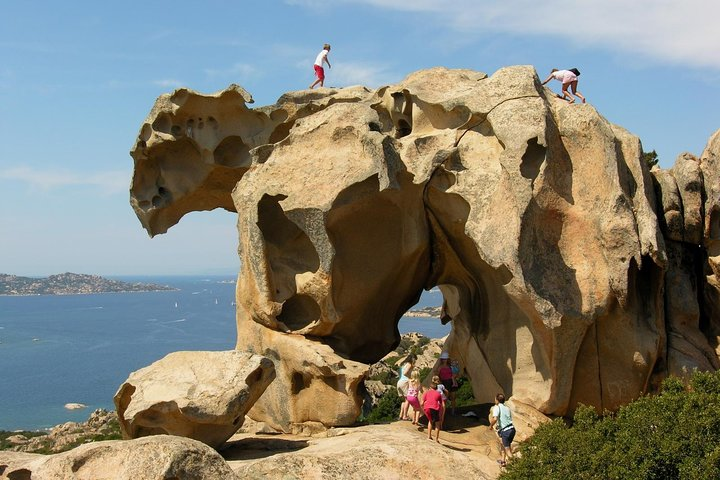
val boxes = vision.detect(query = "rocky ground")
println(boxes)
[227,405,510,479]
[2,409,120,454]
[0,333,548,478]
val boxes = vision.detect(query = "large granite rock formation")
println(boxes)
[128,66,720,429]
[114,350,275,448]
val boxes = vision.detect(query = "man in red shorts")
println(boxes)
[309,44,331,89]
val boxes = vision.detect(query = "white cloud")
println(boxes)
[153,79,184,89]
[0,166,129,194]
[330,62,401,88]
[204,63,260,80]
[292,0,720,69]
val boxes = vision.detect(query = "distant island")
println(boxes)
[0,273,177,296]
[406,305,442,317]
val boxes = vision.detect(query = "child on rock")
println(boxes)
[406,371,422,425]
[422,378,444,442]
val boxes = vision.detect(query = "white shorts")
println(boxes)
[562,72,578,84]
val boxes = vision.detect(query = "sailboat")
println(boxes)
[174,302,178,308]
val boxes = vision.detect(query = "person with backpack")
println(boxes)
[541,68,586,104]
[489,393,516,467]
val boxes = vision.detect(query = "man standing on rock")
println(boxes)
[489,393,515,467]
[309,44,331,89]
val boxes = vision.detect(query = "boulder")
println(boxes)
[236,322,367,433]
[114,350,275,448]
[0,435,238,480]
[129,65,720,428]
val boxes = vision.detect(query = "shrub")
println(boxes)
[363,389,403,424]
[501,369,720,480]
[368,370,394,385]
[385,355,401,368]
[454,378,476,407]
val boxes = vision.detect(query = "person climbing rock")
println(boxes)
[541,68,586,104]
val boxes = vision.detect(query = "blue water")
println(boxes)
[0,276,446,430]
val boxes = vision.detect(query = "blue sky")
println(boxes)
[1,0,718,276]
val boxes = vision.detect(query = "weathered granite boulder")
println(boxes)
[128,65,720,427]
[0,435,238,480]
[114,350,275,448]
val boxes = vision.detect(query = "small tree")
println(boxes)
[642,149,659,168]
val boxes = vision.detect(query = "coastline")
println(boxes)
[0,288,179,297]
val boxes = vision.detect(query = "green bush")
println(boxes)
[418,367,432,383]
[385,355,401,368]
[454,378,475,407]
[501,369,720,480]
[363,389,404,424]
[368,370,394,385]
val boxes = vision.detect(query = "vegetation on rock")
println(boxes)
[501,369,720,480]
[642,148,659,168]
[0,409,122,454]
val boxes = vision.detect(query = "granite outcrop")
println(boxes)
[127,66,720,430]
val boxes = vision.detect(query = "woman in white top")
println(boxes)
[395,354,416,420]
[541,68,586,104]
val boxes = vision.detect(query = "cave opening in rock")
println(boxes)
[397,287,453,341]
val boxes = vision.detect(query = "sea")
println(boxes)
[0,275,447,431]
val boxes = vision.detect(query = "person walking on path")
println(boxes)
[309,44,332,89]
[422,378,444,443]
[541,68,586,104]
[436,352,459,415]
[489,393,516,467]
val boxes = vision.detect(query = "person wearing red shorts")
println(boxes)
[309,44,332,89]
[422,379,444,443]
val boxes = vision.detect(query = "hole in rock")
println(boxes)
[397,287,453,340]
[520,137,546,181]
[213,135,251,167]
[396,119,412,138]
[710,206,720,240]
[151,113,172,134]
[291,372,308,395]
[151,186,171,208]
[257,194,320,303]
[277,294,321,331]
